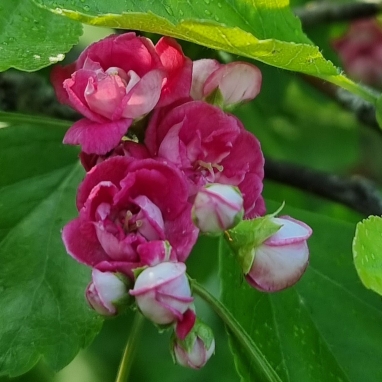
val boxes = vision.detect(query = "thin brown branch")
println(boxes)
[265,157,382,216]
[295,1,382,28]
[302,75,381,134]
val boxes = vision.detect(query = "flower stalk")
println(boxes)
[115,312,145,382]
[191,280,282,382]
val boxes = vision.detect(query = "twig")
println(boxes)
[295,1,382,28]
[302,75,381,134]
[264,157,382,216]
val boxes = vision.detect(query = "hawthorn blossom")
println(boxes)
[145,100,265,218]
[62,157,199,280]
[130,262,193,325]
[192,183,244,234]
[332,19,382,88]
[172,319,215,369]
[245,216,312,292]
[51,33,192,154]
[86,268,130,316]
[191,59,262,107]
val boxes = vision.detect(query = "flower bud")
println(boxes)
[86,269,130,316]
[245,216,312,292]
[171,319,215,369]
[192,183,244,235]
[130,262,193,325]
[191,59,262,108]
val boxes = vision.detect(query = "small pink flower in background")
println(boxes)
[145,101,265,218]
[62,157,198,280]
[191,59,262,107]
[51,33,192,154]
[332,19,382,88]
[86,269,130,316]
[130,262,193,325]
[245,216,312,292]
[192,183,244,234]
[172,319,215,369]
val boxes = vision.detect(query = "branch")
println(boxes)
[264,157,382,216]
[302,75,381,134]
[295,1,382,28]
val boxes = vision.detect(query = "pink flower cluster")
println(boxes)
[332,19,382,88]
[52,32,311,369]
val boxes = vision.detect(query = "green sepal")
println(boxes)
[171,318,214,354]
[376,94,382,130]
[225,212,283,274]
[132,265,148,280]
[111,273,135,310]
[204,87,225,109]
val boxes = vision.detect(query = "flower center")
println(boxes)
[196,160,224,182]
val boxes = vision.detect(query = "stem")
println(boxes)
[321,75,379,105]
[264,157,382,216]
[192,281,282,382]
[115,312,144,382]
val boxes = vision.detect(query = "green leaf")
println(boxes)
[353,216,382,296]
[0,0,82,72]
[32,0,337,76]
[0,113,103,376]
[31,0,379,105]
[221,201,382,381]
[376,95,382,129]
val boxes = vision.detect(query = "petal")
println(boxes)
[62,218,109,266]
[84,74,127,120]
[64,70,107,122]
[96,260,140,281]
[203,62,262,105]
[133,195,166,241]
[63,118,132,155]
[265,216,312,246]
[131,262,187,293]
[76,33,161,76]
[155,37,193,106]
[191,59,220,100]
[137,240,173,266]
[50,62,76,105]
[76,157,134,210]
[246,241,309,292]
[164,204,199,262]
[119,69,165,119]
[94,223,140,261]
[175,308,196,340]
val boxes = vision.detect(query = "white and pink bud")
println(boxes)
[130,262,193,325]
[192,183,244,235]
[172,319,215,369]
[245,216,312,292]
[86,269,131,316]
[191,59,262,108]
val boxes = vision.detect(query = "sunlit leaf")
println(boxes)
[32,0,339,76]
